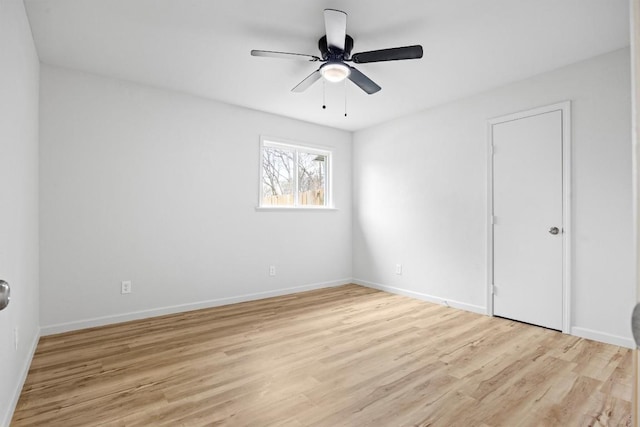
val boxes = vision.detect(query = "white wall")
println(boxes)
[39,65,352,333]
[0,0,41,425]
[353,48,634,347]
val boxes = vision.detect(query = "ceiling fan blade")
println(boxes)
[251,50,320,62]
[348,66,381,95]
[292,69,322,92]
[324,9,347,51]
[351,45,423,64]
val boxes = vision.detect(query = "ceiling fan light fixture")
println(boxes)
[251,9,422,95]
[320,62,350,83]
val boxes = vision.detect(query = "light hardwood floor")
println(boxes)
[12,285,632,426]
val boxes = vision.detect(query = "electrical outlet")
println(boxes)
[14,327,18,351]
[121,280,132,294]
[269,266,276,277]
[395,264,403,275]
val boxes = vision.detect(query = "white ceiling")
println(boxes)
[24,0,630,131]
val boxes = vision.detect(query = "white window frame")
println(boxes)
[258,136,333,210]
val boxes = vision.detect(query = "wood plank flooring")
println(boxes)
[12,284,632,426]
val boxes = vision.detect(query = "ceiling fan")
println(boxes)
[251,9,423,95]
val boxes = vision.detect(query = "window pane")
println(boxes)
[298,152,326,206]
[262,147,294,206]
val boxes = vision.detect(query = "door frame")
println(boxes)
[486,101,572,333]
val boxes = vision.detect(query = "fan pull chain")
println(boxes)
[322,80,326,109]
[344,79,348,117]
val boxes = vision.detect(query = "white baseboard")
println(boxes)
[353,278,487,315]
[571,326,635,349]
[354,279,636,350]
[2,327,40,427]
[41,279,351,336]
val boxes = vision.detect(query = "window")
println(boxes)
[260,138,331,208]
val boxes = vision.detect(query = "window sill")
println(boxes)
[255,206,338,212]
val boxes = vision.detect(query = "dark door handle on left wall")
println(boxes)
[0,280,9,311]
[632,303,640,348]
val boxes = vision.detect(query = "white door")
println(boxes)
[492,109,564,331]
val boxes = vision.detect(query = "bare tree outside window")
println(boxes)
[260,140,330,208]
[262,146,294,205]
[298,153,325,206]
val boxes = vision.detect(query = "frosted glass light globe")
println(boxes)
[321,62,350,83]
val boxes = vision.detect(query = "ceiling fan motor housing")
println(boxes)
[319,35,354,60]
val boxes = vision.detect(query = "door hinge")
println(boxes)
[490,145,496,155]
[491,284,497,296]
[491,215,496,225]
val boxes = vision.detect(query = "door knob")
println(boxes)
[549,227,560,235]
[0,280,9,311]
[633,303,640,348]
